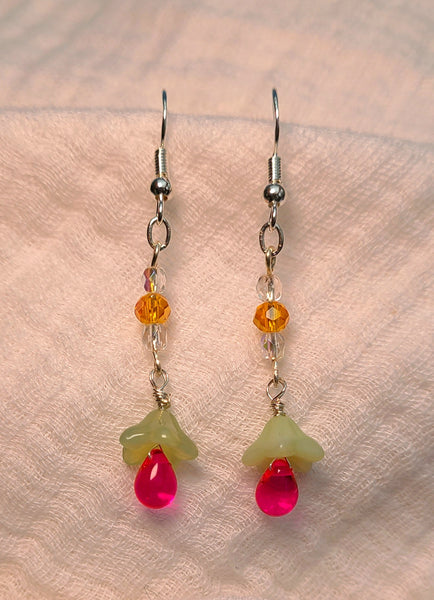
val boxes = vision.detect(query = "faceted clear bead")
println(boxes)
[141,266,167,293]
[256,274,282,301]
[143,324,167,351]
[260,332,285,360]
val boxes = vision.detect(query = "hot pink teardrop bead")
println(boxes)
[134,447,177,509]
[255,458,298,516]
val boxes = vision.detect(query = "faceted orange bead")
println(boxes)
[253,301,289,333]
[135,293,171,324]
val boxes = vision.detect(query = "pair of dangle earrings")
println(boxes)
[119,90,324,517]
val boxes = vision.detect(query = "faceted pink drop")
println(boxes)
[134,447,177,509]
[255,458,298,516]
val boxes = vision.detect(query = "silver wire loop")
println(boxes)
[150,365,168,388]
[265,247,276,275]
[267,376,287,416]
[259,222,284,256]
[149,367,171,410]
[156,195,164,223]
[147,216,171,250]
[269,202,278,229]
[151,242,161,267]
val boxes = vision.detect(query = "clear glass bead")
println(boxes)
[143,324,167,351]
[141,266,166,293]
[256,274,282,301]
[260,332,285,360]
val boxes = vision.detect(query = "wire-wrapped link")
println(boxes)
[149,367,171,410]
[267,377,287,416]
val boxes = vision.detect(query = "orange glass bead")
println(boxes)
[253,301,289,333]
[135,293,171,324]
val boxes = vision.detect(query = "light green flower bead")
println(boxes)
[120,409,198,466]
[242,415,324,472]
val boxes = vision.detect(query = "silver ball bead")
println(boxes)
[263,183,285,204]
[150,177,171,197]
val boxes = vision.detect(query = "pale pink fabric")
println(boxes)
[0,2,433,600]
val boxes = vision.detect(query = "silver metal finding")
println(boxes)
[272,88,279,154]
[265,247,276,275]
[260,89,285,262]
[149,367,171,410]
[143,90,174,411]
[148,90,171,253]
[154,91,170,182]
[268,89,282,185]
[269,201,278,229]
[147,216,171,250]
[151,242,161,267]
[259,222,284,256]
[156,195,164,223]
[266,376,287,416]
[161,89,167,147]
[258,89,289,414]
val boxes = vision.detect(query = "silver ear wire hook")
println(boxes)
[268,89,282,185]
[261,88,285,259]
[150,90,172,229]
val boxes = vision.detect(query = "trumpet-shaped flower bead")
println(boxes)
[120,408,198,466]
[242,415,324,472]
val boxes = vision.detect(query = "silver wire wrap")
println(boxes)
[267,377,287,416]
[145,91,172,411]
[149,367,171,410]
[260,89,288,416]
[268,154,281,183]
[155,147,168,178]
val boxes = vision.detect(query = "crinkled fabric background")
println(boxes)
[0,2,433,599]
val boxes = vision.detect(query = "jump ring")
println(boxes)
[147,216,171,250]
[259,222,284,256]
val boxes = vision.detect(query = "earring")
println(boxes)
[242,89,324,516]
[120,91,198,509]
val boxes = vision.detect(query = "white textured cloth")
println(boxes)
[0,2,433,600]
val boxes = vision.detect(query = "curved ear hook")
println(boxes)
[272,88,279,155]
[161,90,167,147]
